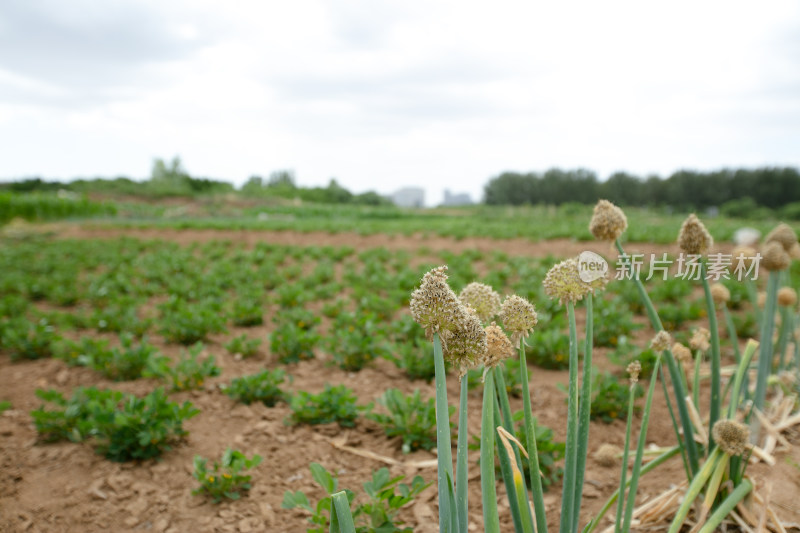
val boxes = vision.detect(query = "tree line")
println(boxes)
[483,167,800,210]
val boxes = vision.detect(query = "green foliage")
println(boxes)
[0,400,11,413]
[384,339,435,382]
[590,371,643,423]
[147,344,221,391]
[222,369,288,407]
[224,334,262,358]
[289,385,360,428]
[282,463,428,533]
[31,387,198,461]
[192,449,262,503]
[512,411,565,491]
[327,312,387,371]
[230,297,264,327]
[526,329,570,370]
[593,296,641,347]
[367,389,450,453]
[82,334,161,381]
[1,318,58,361]
[158,296,227,345]
[0,191,116,224]
[269,310,320,364]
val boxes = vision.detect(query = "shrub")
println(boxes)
[222,369,288,407]
[192,448,262,502]
[367,389,450,453]
[289,385,359,427]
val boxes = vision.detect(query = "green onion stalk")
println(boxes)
[615,238,700,476]
[699,265,722,448]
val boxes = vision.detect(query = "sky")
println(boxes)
[1,1,799,206]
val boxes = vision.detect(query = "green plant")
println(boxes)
[327,313,387,371]
[289,385,360,428]
[222,369,288,407]
[87,334,161,381]
[269,312,320,364]
[1,317,58,360]
[367,389,451,453]
[0,400,11,413]
[192,448,262,502]
[512,411,564,491]
[282,463,428,533]
[147,344,221,391]
[31,386,199,461]
[230,297,264,327]
[158,296,227,344]
[384,339,436,382]
[589,370,642,423]
[224,334,262,359]
[526,329,570,370]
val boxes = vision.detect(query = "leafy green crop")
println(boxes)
[282,463,429,533]
[289,385,360,428]
[192,448,262,503]
[367,388,451,453]
[31,387,199,461]
[222,369,288,407]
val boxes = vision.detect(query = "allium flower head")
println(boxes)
[589,200,628,241]
[710,283,730,305]
[459,282,501,323]
[778,287,797,308]
[627,361,641,384]
[757,291,767,308]
[765,223,798,252]
[410,266,464,337]
[499,295,538,342]
[732,245,758,270]
[762,241,791,271]
[672,342,692,365]
[650,330,672,352]
[712,420,750,456]
[482,322,515,369]
[446,311,488,377]
[543,257,607,305]
[689,328,711,353]
[677,214,713,255]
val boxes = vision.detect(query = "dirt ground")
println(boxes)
[0,226,798,533]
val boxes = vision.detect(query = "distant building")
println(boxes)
[442,189,473,206]
[392,187,425,208]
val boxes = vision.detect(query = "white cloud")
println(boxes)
[0,0,798,205]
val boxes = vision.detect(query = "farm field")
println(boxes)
[1,210,800,533]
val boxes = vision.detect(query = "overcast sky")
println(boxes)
[1,1,799,205]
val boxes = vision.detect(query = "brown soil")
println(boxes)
[1,229,798,533]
